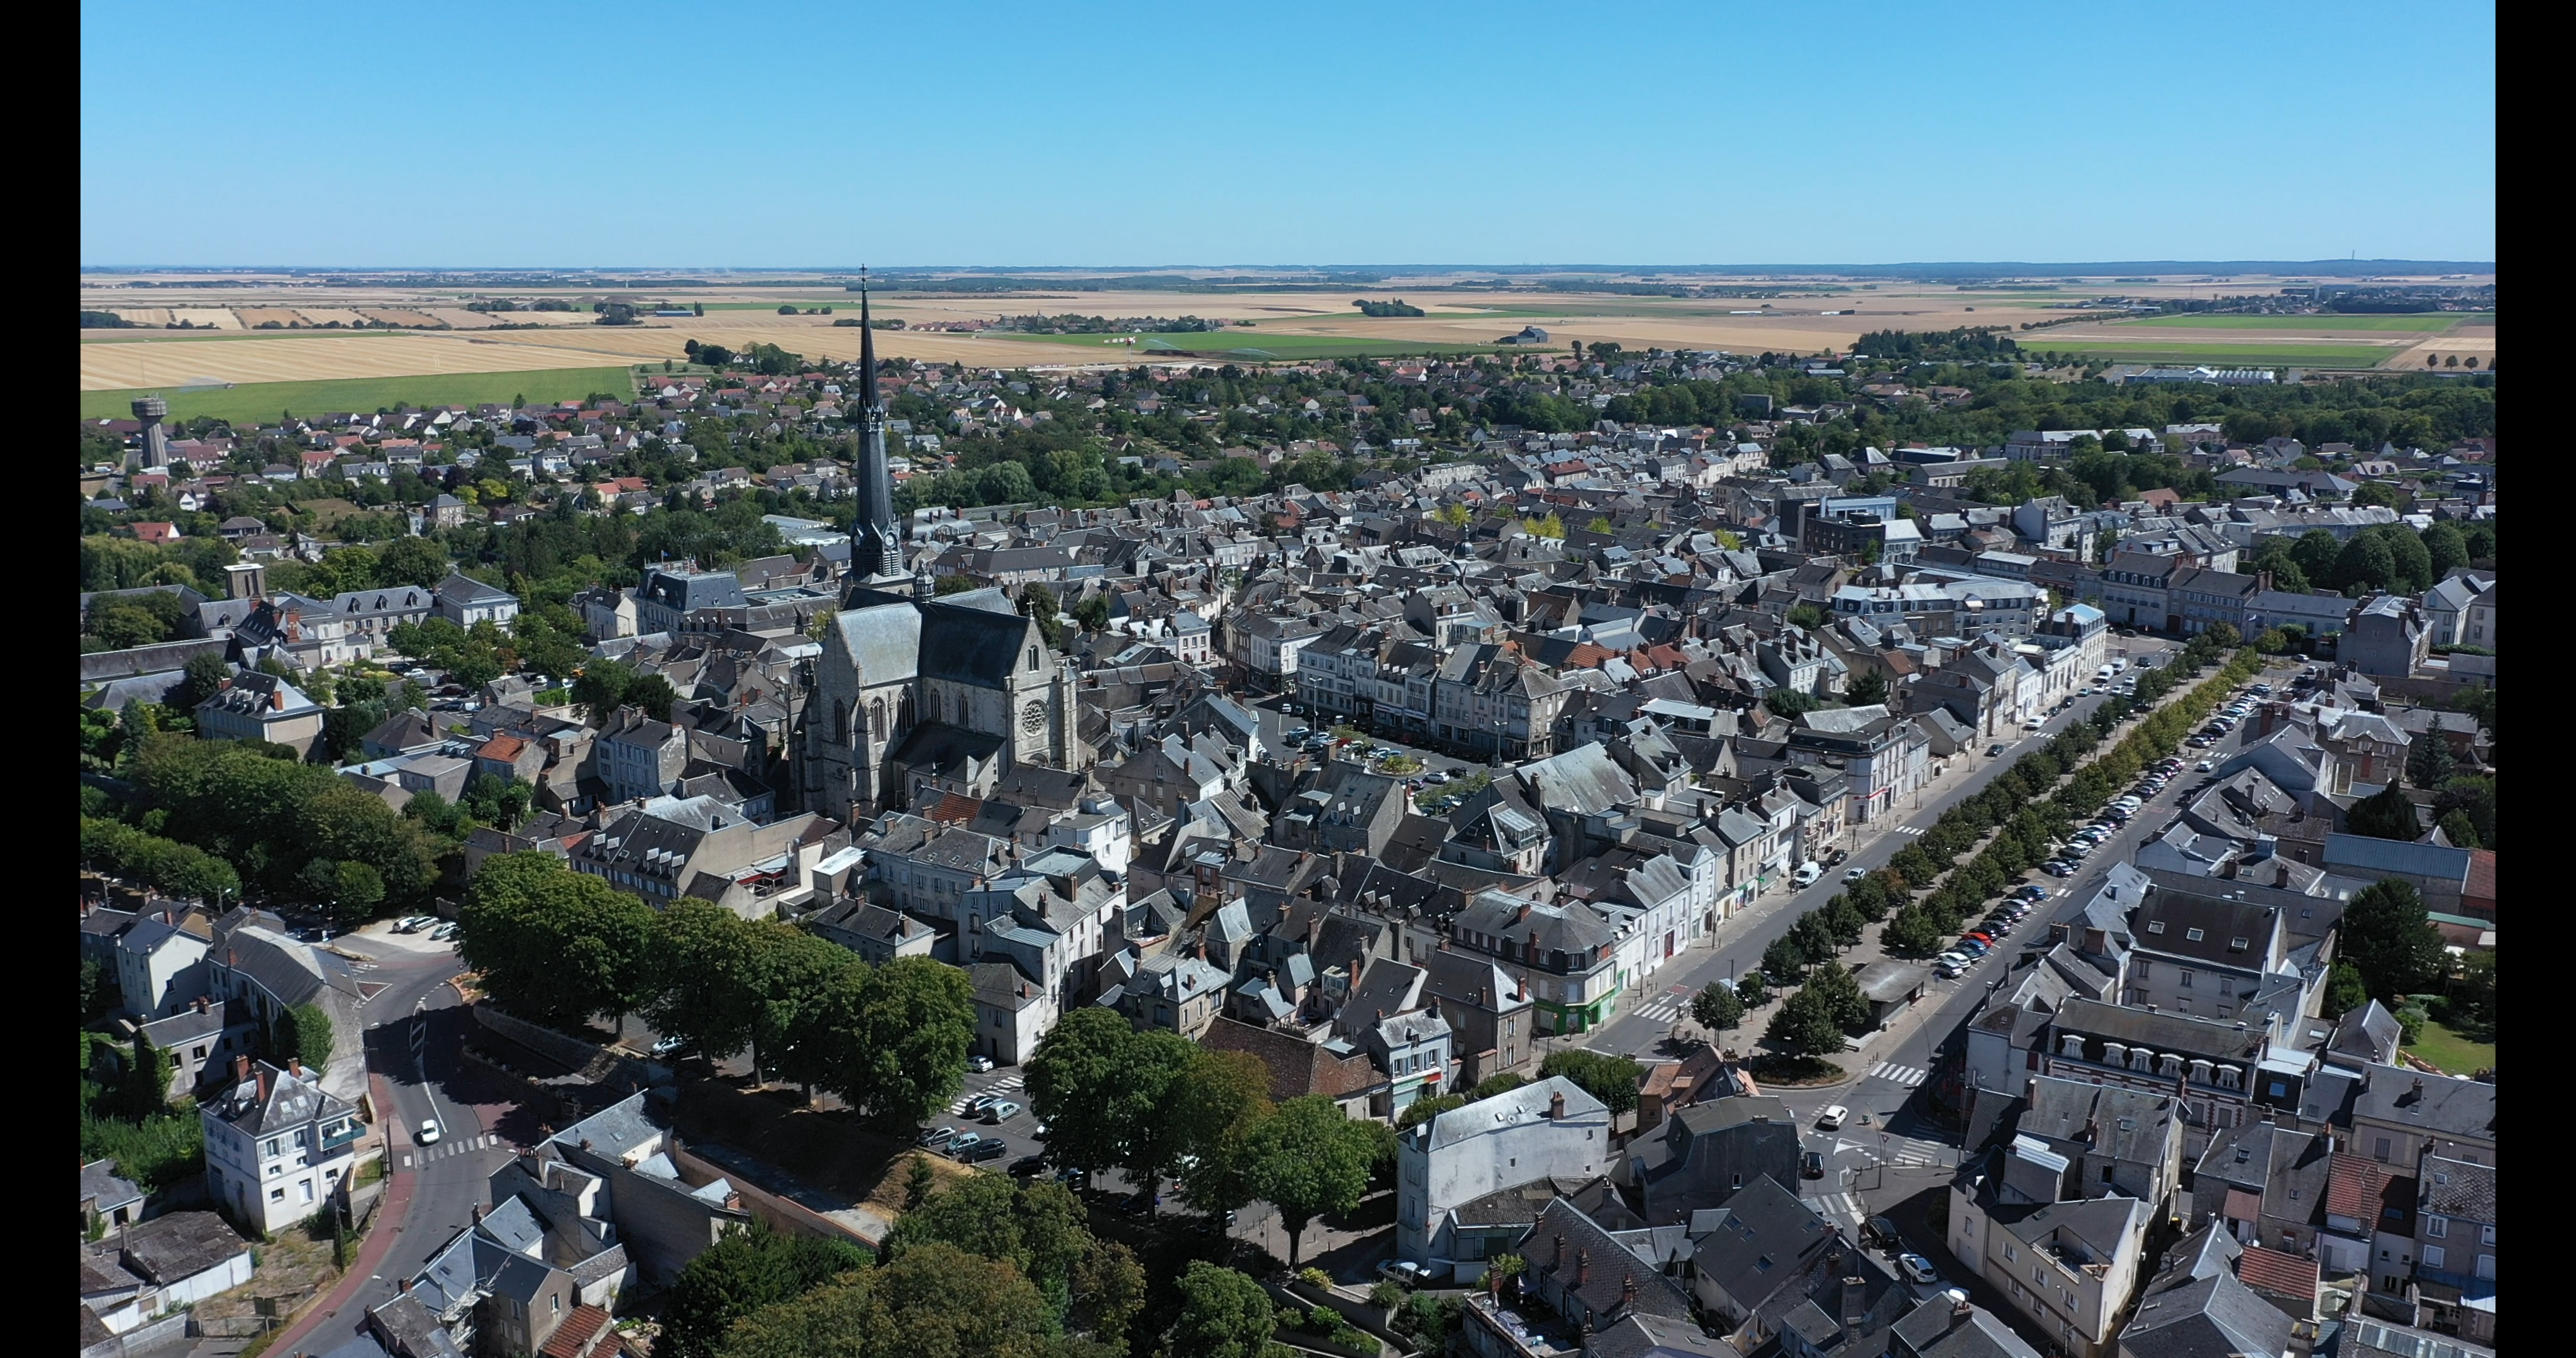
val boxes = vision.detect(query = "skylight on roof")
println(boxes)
[2186,928,2206,942]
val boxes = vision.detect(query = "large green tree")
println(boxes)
[1536,1049,1641,1115]
[2338,879,2448,1002]
[1024,1008,1135,1177]
[459,853,657,1029]
[2343,785,2423,841]
[829,956,975,1129]
[645,901,769,1063]
[1691,981,1745,1033]
[1238,1095,1379,1267]
[662,1223,872,1358]
[1165,1262,1282,1358]
[1765,984,1850,1059]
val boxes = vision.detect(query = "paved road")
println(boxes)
[325,934,504,1337]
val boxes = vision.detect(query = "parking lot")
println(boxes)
[1253,697,1497,813]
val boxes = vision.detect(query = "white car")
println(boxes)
[1843,866,1870,885]
[2196,760,2215,772]
[967,1054,995,1073]
[1817,1104,1848,1130]
[1897,1253,1943,1284]
[416,1119,442,1146]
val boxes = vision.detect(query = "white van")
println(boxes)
[2096,665,2117,682]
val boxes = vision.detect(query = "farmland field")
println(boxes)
[2044,340,2412,368]
[982,330,1507,361]
[80,330,633,389]
[2119,312,2476,332]
[79,366,635,422]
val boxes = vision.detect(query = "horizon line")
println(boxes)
[79,258,2498,275]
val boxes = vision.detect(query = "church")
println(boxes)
[791,284,1090,824]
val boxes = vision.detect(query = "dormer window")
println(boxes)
[2146,921,2166,935]
[2186,928,2206,942]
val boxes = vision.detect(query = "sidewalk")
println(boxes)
[263,1073,418,1358]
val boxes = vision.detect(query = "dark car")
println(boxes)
[961,1138,1011,1164]
[1009,1155,1050,1177]
[1824,847,1850,867]
[1802,1150,1826,1179]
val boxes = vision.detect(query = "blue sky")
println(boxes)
[80,2,2495,268]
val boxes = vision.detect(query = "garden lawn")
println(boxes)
[2403,1021,2494,1076]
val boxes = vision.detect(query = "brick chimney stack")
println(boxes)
[1549,1091,1566,1120]
[1553,1234,1565,1271]
[233,1054,252,1085]
[1577,1249,1589,1286]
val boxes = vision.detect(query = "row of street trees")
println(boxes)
[460,853,974,1129]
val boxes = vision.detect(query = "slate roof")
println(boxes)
[2350,1063,2496,1142]
[2419,1156,2496,1223]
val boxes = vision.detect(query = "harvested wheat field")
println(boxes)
[232,307,308,327]
[79,331,638,390]
[360,309,447,327]
[167,307,241,329]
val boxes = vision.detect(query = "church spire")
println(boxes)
[854,269,906,585]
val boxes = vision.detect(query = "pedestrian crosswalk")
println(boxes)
[1803,1192,1866,1227]
[1626,988,1693,1024]
[406,1133,499,1168]
[952,1074,1026,1116]
[1868,1061,1931,1088]
[1886,825,1926,837]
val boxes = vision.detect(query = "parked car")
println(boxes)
[967,1054,995,1073]
[1985,743,2008,756]
[395,915,436,933]
[1009,1155,1050,1177]
[1936,951,1970,968]
[1817,1104,1848,1130]
[2195,760,2215,773]
[982,1100,1023,1123]
[962,1139,1010,1163]
[1897,1254,1943,1285]
[1824,847,1850,866]
[945,1132,985,1155]
[651,1035,686,1058]
[431,922,462,942]
[1424,771,1450,785]
[1935,961,1965,980]
[2043,861,2075,877]
[1792,862,1823,888]
[966,1093,1006,1115]
[918,1125,956,1147]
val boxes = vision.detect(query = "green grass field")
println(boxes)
[2046,340,2411,368]
[985,331,1506,361]
[2122,312,2475,333]
[2404,1021,2495,1076]
[80,367,638,422]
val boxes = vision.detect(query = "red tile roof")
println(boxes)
[2324,1152,2388,1220]
[924,792,982,827]
[2222,1188,2263,1223]
[2236,1245,2320,1301]
[540,1303,612,1358]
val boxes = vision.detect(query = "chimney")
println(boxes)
[194,996,209,1014]
[2411,1077,2425,1100]
[233,1054,252,1085]
[256,1066,270,1101]
[2082,927,2107,955]
[1553,1234,1565,1272]
[1621,1274,1637,1306]
[1577,1249,1590,1286]
[1549,1091,1567,1121]
[472,1204,486,1224]
[1841,1278,1867,1331]
[288,1057,304,1081]
[1951,1298,1974,1320]
[1517,902,1533,923]
[399,1276,412,1294]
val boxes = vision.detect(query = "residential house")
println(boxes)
[1397,1076,1611,1271]
[201,1057,365,1235]
[194,671,326,759]
[1946,1135,2153,1358]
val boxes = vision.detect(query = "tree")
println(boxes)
[933,572,982,596]
[748,925,862,1090]
[173,653,233,710]
[1536,1049,1641,1115]
[1788,911,1838,964]
[122,1031,174,1118]
[1802,963,1871,1034]
[660,1223,872,1358]
[2288,529,2343,585]
[1761,933,1808,984]
[629,672,679,722]
[2321,963,2370,1019]
[646,902,767,1065]
[831,956,974,1129]
[2434,809,2480,849]
[2420,522,2470,577]
[1024,1008,1135,1177]
[1765,985,1848,1059]
[1172,1047,1275,1215]
[2331,532,2397,595]
[880,1174,1094,1300]
[1165,1261,1277,1358]
[460,853,656,1029]
[1239,1096,1379,1267]
[1396,1094,1465,1131]
[1071,593,1111,634]
[2339,879,2447,1002]
[2406,736,2456,790]
[326,859,386,927]
[571,658,634,720]
[1785,604,1828,631]
[1586,516,1614,533]
[1691,981,1745,1034]
[281,1003,335,1073]
[1882,904,1945,957]
[2343,785,2423,841]
[375,536,450,588]
[1844,669,1889,706]
[1736,972,1770,1008]
[1017,583,1067,650]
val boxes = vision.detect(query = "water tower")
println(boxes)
[131,395,171,468]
